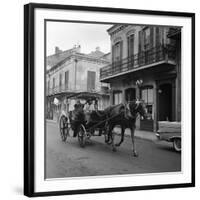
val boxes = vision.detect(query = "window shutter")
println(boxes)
[65,71,69,89]
[138,31,142,53]
[53,78,55,89]
[127,36,130,57]
[87,71,96,91]
[131,35,134,56]
[156,27,160,47]
[120,41,123,60]
[128,35,134,57]
[59,73,62,87]
[112,45,115,63]
[150,27,154,48]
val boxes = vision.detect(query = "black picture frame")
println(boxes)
[24,3,195,197]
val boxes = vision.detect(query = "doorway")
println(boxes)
[158,83,172,121]
[125,88,136,102]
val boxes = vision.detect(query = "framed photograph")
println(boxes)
[24,3,195,197]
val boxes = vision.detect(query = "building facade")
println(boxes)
[46,46,110,120]
[100,25,181,132]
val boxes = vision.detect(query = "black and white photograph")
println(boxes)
[45,21,182,179]
[23,3,195,197]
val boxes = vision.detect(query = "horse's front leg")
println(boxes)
[108,124,116,152]
[115,126,125,147]
[111,129,117,152]
[130,126,138,157]
[105,123,111,144]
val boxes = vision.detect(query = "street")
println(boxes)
[45,121,181,179]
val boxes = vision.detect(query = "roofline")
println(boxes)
[107,24,121,34]
[46,52,110,74]
[47,47,77,58]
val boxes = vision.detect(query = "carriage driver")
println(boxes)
[74,99,84,111]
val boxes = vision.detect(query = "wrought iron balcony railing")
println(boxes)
[100,45,176,80]
[167,28,181,38]
[46,84,70,96]
[46,84,110,96]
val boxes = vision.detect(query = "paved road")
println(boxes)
[45,121,181,179]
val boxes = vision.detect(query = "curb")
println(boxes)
[114,131,157,142]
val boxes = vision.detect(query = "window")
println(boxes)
[112,41,123,64]
[139,27,154,52]
[113,91,122,105]
[65,71,69,89]
[127,34,134,68]
[113,42,121,62]
[87,71,96,91]
[144,27,150,50]
[112,41,123,72]
[59,73,62,87]
[52,77,55,89]
[141,87,153,119]
[127,34,134,57]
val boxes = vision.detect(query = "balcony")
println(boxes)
[46,84,72,96]
[46,84,110,97]
[167,28,181,39]
[100,45,176,81]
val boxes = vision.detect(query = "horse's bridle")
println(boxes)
[124,99,142,119]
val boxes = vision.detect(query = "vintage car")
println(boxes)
[156,121,181,152]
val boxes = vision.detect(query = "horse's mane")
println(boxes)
[104,103,124,114]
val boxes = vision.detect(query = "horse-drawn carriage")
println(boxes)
[59,91,147,156]
[59,92,109,147]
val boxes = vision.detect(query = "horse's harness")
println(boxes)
[68,100,143,131]
[123,100,141,120]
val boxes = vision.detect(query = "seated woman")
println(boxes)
[84,99,95,125]
[84,99,94,112]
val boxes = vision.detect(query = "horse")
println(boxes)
[69,106,108,137]
[104,99,147,157]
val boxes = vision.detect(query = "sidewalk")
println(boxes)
[46,119,58,124]
[114,127,157,141]
[46,119,157,141]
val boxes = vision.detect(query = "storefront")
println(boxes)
[109,67,178,132]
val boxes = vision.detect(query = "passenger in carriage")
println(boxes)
[71,100,84,122]
[84,99,95,112]
[84,99,95,126]
[74,99,83,111]
[72,100,84,137]
[94,99,98,111]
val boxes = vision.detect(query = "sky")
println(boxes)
[46,21,113,56]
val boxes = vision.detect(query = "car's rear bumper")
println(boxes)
[156,133,160,140]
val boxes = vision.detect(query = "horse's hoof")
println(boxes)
[112,148,117,152]
[133,152,138,157]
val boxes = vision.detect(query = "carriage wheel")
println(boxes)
[78,124,86,148]
[59,116,68,142]
[173,138,181,152]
